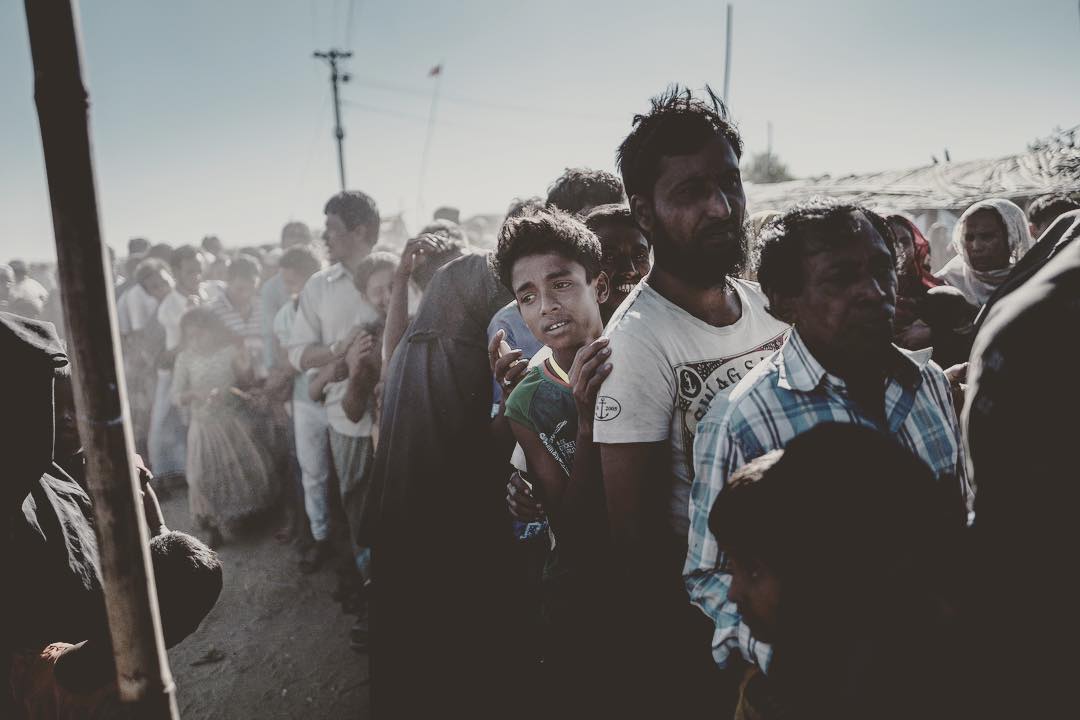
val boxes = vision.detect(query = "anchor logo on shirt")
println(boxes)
[595,396,622,421]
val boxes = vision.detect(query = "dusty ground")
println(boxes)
[159,488,369,719]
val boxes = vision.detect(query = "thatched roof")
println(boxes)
[746,126,1080,214]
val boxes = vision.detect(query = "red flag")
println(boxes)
[428,64,442,77]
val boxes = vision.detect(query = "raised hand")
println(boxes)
[488,329,527,398]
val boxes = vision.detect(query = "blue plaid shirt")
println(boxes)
[684,328,970,671]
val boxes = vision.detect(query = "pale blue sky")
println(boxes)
[2,0,1079,261]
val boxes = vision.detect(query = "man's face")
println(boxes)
[632,136,747,288]
[511,252,606,357]
[964,210,1011,272]
[597,223,651,313]
[227,275,258,310]
[364,268,394,319]
[323,212,362,265]
[727,553,782,642]
[140,270,173,302]
[783,213,897,363]
[177,257,203,294]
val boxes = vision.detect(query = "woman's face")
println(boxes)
[964,210,1011,272]
[888,219,916,276]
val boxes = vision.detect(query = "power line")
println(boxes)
[345,76,611,123]
[344,0,361,49]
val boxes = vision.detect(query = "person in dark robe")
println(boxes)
[358,252,519,718]
[0,312,108,713]
[961,226,1080,720]
[973,209,1080,331]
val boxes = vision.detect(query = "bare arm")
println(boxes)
[300,343,338,371]
[309,360,348,402]
[382,234,448,368]
[599,441,670,568]
[382,265,412,369]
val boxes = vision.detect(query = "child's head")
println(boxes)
[354,251,399,319]
[709,423,961,649]
[707,449,785,642]
[278,245,322,297]
[492,206,608,356]
[225,254,261,309]
[151,530,223,647]
[179,307,235,353]
[584,204,651,316]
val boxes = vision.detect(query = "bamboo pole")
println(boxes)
[22,0,179,716]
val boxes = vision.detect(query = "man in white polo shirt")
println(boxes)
[288,191,380,597]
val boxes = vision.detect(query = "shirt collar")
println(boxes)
[778,327,923,393]
[326,262,352,282]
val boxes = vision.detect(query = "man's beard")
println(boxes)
[650,215,748,289]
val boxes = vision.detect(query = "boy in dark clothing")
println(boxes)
[492,206,615,711]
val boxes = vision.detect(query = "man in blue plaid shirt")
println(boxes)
[685,198,971,671]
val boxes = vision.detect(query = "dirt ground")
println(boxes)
[159,488,369,719]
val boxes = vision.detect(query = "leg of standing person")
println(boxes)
[328,430,374,583]
[295,401,334,570]
[148,368,187,486]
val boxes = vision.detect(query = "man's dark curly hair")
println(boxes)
[757,197,896,302]
[545,168,625,216]
[324,190,380,245]
[1027,193,1080,233]
[491,206,602,294]
[616,85,743,201]
[583,203,639,236]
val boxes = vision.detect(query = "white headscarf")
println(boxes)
[933,198,1033,307]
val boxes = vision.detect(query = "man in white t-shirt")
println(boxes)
[591,86,788,714]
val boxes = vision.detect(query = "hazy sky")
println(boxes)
[3,0,1079,261]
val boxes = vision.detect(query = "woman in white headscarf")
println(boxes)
[934,198,1033,307]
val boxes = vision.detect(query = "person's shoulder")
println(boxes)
[157,291,184,314]
[503,365,544,422]
[300,265,336,294]
[934,254,965,280]
[732,278,787,329]
[603,283,667,348]
[488,301,518,332]
[718,349,784,422]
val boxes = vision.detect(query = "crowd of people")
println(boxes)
[3,83,1080,718]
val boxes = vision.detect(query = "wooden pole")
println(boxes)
[22,1,179,716]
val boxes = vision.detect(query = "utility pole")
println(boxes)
[314,49,352,191]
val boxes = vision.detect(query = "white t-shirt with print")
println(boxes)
[593,279,788,537]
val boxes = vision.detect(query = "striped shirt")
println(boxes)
[209,292,265,376]
[684,328,970,671]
